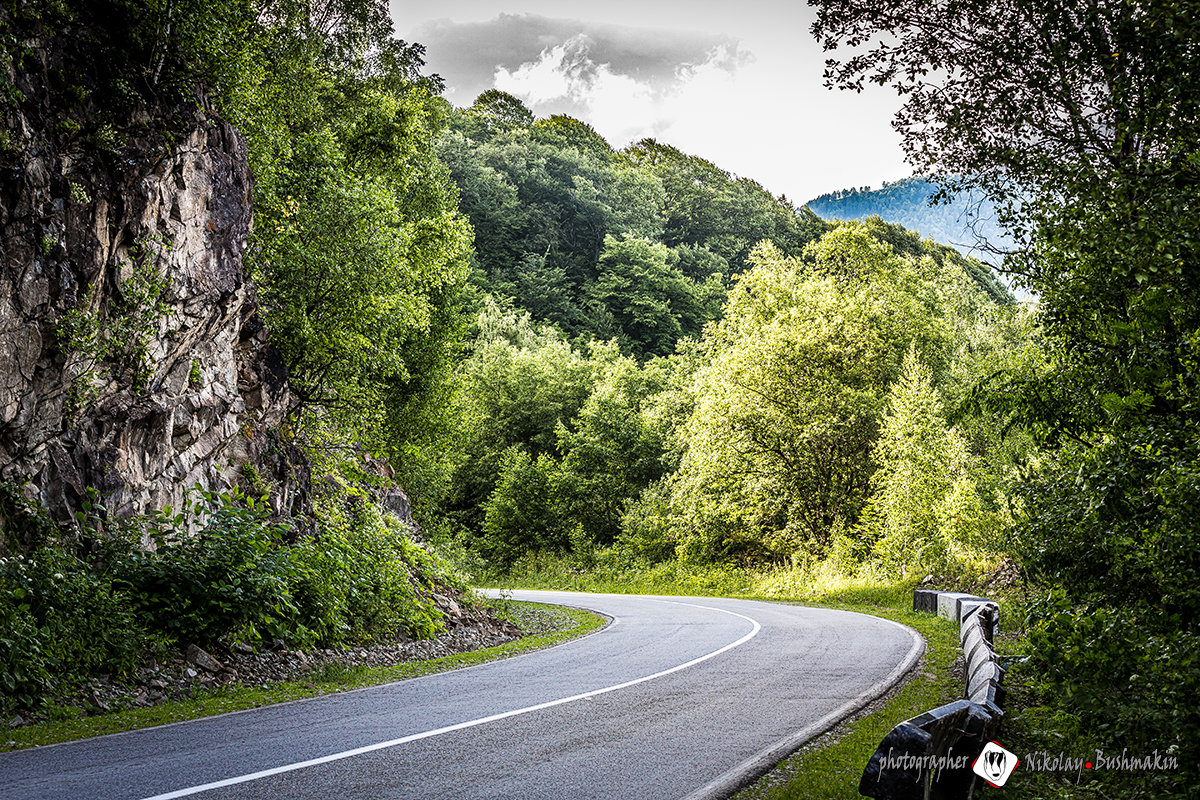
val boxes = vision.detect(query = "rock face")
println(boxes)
[0,40,298,529]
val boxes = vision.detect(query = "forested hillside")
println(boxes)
[410,91,1022,582]
[807,177,1016,267]
[436,94,1013,357]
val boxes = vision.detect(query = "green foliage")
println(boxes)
[501,548,752,597]
[55,238,171,412]
[438,119,666,344]
[444,301,696,565]
[0,545,146,718]
[1015,429,1200,786]
[68,180,90,205]
[444,300,601,535]
[859,349,994,576]
[479,447,564,569]
[532,115,613,160]
[291,498,445,645]
[0,482,460,716]
[114,492,297,647]
[552,352,676,546]
[55,118,81,139]
[0,588,48,716]
[451,218,1018,578]
[813,0,1200,787]
[467,89,535,131]
[231,31,471,424]
[0,482,58,554]
[87,123,124,155]
[586,234,718,359]
[666,230,960,562]
[438,106,822,358]
[238,464,268,498]
[623,138,827,273]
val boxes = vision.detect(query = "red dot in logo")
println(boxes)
[1085,762,1092,769]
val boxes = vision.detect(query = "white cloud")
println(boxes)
[494,36,750,149]
[495,34,657,143]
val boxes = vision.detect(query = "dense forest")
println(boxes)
[2,0,1197,795]
[422,90,1020,580]
[811,0,1200,794]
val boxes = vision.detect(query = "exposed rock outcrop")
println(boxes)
[0,32,299,530]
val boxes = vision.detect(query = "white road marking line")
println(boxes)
[139,602,761,800]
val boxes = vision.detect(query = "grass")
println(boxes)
[501,551,757,596]
[3,601,605,752]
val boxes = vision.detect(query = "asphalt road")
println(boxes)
[0,591,922,800]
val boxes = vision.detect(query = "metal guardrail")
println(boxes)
[858,591,1005,799]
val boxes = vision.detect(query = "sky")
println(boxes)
[388,0,911,205]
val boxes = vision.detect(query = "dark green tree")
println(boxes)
[479,446,564,568]
[622,139,827,272]
[437,112,665,341]
[586,235,709,360]
[468,89,535,132]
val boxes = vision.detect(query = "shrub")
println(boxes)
[479,447,564,569]
[1017,429,1200,791]
[114,491,298,647]
[290,498,444,645]
[0,482,461,715]
[0,547,146,717]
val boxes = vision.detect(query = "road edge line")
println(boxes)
[675,613,925,800]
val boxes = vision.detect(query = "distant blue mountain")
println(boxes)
[806,177,1016,266]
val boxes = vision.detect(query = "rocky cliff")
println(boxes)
[0,30,301,531]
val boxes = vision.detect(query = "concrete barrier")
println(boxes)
[859,590,1005,799]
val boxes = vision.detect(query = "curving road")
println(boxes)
[0,591,922,800]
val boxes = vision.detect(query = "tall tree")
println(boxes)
[669,229,959,562]
[222,7,472,479]
[860,348,983,576]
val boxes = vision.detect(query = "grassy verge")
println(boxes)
[3,601,605,752]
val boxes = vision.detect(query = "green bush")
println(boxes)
[1018,428,1200,792]
[0,572,51,716]
[0,482,460,715]
[114,491,298,647]
[0,547,146,718]
[479,447,564,569]
[291,498,444,645]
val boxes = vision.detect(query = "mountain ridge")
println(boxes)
[806,176,1016,266]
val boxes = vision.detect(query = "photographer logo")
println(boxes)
[973,741,1019,787]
